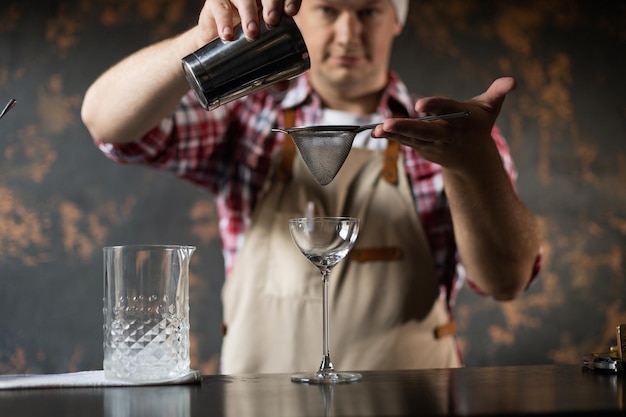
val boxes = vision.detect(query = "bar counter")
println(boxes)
[0,364,623,416]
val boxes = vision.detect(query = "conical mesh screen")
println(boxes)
[290,131,356,186]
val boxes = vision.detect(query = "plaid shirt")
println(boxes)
[96,72,528,311]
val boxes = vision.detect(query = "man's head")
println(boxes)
[294,0,404,111]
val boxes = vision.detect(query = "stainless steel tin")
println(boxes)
[182,16,310,110]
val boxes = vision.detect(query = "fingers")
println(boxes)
[262,0,301,23]
[206,0,259,41]
[239,1,264,39]
[414,96,463,117]
[371,117,462,145]
[481,77,517,101]
[205,0,302,41]
[474,76,516,115]
[283,0,301,15]
[415,77,517,116]
[199,1,237,41]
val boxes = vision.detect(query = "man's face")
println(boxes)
[294,0,401,99]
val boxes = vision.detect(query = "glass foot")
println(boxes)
[291,370,362,384]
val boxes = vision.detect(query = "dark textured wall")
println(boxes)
[0,0,624,374]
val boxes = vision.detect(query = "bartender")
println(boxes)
[81,0,541,373]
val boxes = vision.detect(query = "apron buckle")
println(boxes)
[434,320,456,339]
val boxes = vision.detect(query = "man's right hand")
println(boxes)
[198,0,302,43]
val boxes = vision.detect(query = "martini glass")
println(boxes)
[288,216,361,384]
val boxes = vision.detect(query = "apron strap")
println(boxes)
[277,108,297,182]
[382,140,400,185]
[381,111,407,185]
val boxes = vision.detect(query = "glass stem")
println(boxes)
[319,268,335,373]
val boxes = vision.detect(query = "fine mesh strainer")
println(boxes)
[273,111,470,186]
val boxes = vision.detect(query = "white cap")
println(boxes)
[390,0,409,26]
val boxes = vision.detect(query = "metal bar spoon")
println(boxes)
[272,111,471,136]
[0,98,17,121]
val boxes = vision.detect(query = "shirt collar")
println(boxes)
[280,71,414,117]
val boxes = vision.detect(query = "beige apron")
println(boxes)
[221,111,460,373]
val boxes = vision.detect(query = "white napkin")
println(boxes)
[0,369,201,390]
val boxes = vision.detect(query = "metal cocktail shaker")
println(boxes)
[181,16,310,110]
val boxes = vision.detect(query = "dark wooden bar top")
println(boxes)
[0,365,623,416]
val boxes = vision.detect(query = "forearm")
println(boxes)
[443,144,540,301]
[81,27,207,144]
